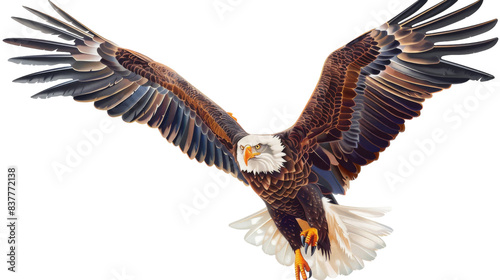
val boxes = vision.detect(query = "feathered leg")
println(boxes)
[266,205,312,280]
[296,185,331,258]
[266,205,303,252]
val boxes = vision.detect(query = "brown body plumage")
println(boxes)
[4,1,497,279]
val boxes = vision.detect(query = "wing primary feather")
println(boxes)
[222,151,231,172]
[122,87,156,123]
[389,61,469,84]
[357,134,383,154]
[418,38,498,58]
[172,110,191,146]
[213,146,224,169]
[74,79,133,102]
[157,96,178,134]
[95,83,139,110]
[14,67,113,83]
[383,66,451,89]
[426,19,498,43]
[178,116,196,153]
[393,58,494,81]
[71,61,107,71]
[11,17,82,41]
[187,125,202,159]
[136,93,163,124]
[205,139,216,166]
[196,132,208,163]
[387,0,428,25]
[379,72,439,95]
[166,103,185,142]
[359,119,395,141]
[48,0,104,40]
[22,6,93,41]
[401,0,457,27]
[107,85,150,117]
[3,38,78,53]
[439,59,495,81]
[364,98,406,124]
[361,111,401,135]
[229,157,238,175]
[8,54,75,66]
[33,74,122,99]
[365,85,419,118]
[146,94,168,128]
[370,77,425,106]
[357,123,390,148]
[413,0,483,33]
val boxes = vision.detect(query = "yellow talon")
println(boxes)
[300,228,319,255]
[294,249,312,280]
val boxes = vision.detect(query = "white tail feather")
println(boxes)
[229,198,392,279]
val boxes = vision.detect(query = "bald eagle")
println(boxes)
[4,0,497,279]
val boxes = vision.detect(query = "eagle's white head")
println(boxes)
[236,135,286,174]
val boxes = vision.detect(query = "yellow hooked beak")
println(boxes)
[244,146,260,166]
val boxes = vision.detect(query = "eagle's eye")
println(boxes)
[255,144,261,150]
[240,145,244,150]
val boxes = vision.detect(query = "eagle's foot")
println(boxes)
[294,249,312,280]
[300,227,318,256]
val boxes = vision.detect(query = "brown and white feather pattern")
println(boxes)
[4,1,498,279]
[230,198,392,280]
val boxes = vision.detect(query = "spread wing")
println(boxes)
[288,0,497,194]
[4,1,249,184]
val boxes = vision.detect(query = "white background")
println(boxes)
[1,0,499,280]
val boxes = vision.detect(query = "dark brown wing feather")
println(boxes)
[288,0,497,194]
[4,1,248,183]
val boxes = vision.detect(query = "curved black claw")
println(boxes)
[304,243,309,254]
[310,246,316,256]
[308,268,313,279]
[301,235,305,246]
